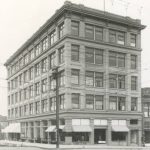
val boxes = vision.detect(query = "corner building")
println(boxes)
[5,1,145,146]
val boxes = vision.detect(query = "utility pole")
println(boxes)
[52,66,59,149]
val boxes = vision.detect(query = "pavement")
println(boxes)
[0,140,150,149]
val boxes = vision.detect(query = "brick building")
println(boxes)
[4,1,145,146]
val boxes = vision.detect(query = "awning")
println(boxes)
[2,123,21,133]
[112,125,129,132]
[72,125,92,132]
[45,125,65,132]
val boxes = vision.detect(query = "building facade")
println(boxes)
[5,1,145,146]
[142,88,150,144]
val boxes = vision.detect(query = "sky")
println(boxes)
[0,0,149,116]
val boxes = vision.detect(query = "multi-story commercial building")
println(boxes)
[4,1,145,146]
[142,88,150,144]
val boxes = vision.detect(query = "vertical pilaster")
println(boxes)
[103,27,109,42]
[34,122,38,143]
[79,20,85,37]
[127,119,130,146]
[65,119,72,144]
[90,119,94,144]
[64,17,71,35]
[107,119,111,145]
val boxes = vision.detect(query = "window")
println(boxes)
[42,79,47,93]
[130,34,136,47]
[85,24,94,40]
[24,105,28,116]
[144,103,149,117]
[72,119,90,126]
[50,76,56,90]
[29,85,34,98]
[72,93,80,109]
[95,95,103,110]
[95,26,103,41]
[35,82,40,96]
[29,103,34,115]
[131,76,137,91]
[109,96,126,111]
[71,45,79,62]
[42,99,48,112]
[59,47,64,64]
[42,37,48,51]
[41,58,47,73]
[71,21,79,36]
[118,53,125,67]
[118,97,126,111]
[19,58,24,68]
[8,96,10,105]
[86,94,94,109]
[95,49,103,64]
[130,119,138,125]
[35,43,41,57]
[59,22,64,38]
[15,108,18,118]
[35,62,40,77]
[59,94,65,110]
[29,67,34,80]
[19,90,24,101]
[24,88,28,100]
[29,49,34,61]
[131,55,137,69]
[95,72,103,87]
[131,97,137,111]
[109,30,125,45]
[118,75,125,89]
[59,71,65,87]
[50,30,57,45]
[85,47,94,63]
[109,96,117,110]
[11,94,14,104]
[85,71,94,86]
[35,101,40,114]
[109,51,125,68]
[19,106,24,117]
[94,119,107,126]
[71,69,79,85]
[50,52,56,69]
[15,93,18,103]
[24,70,28,83]
[50,97,56,111]
[109,74,117,88]
[24,53,29,65]
[19,74,23,85]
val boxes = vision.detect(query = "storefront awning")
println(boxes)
[72,125,92,132]
[45,125,65,132]
[2,123,20,133]
[112,125,129,132]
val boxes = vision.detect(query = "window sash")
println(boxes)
[95,49,103,64]
[118,97,126,111]
[86,95,94,109]
[72,93,80,109]
[85,24,94,40]
[86,71,94,86]
[131,97,137,111]
[109,96,117,110]
[85,47,94,63]
[118,75,125,89]
[71,21,79,36]
[71,69,79,85]
[71,45,79,61]
[95,72,103,87]
[109,74,117,88]
[95,27,103,41]
[95,95,103,110]
[131,55,137,69]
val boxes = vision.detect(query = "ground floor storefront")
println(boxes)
[3,118,142,146]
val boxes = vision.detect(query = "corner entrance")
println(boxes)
[94,129,106,144]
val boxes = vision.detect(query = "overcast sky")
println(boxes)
[0,0,149,116]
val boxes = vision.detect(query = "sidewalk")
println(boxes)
[0,140,150,149]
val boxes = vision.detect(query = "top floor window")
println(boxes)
[130,34,136,47]
[59,22,64,39]
[35,43,41,57]
[109,30,125,45]
[71,21,79,36]
[50,30,57,45]
[24,53,29,65]
[42,37,48,51]
[29,49,34,61]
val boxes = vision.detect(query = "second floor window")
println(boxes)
[72,93,80,109]
[131,97,137,111]
[29,103,34,115]
[86,94,94,109]
[35,82,40,96]
[71,21,79,36]
[35,101,40,114]
[42,99,48,112]
[42,79,47,93]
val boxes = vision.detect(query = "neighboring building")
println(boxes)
[142,88,150,143]
[0,115,8,140]
[4,1,145,146]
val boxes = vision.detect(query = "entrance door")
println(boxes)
[94,129,106,144]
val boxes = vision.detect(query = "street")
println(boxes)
[0,147,44,150]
